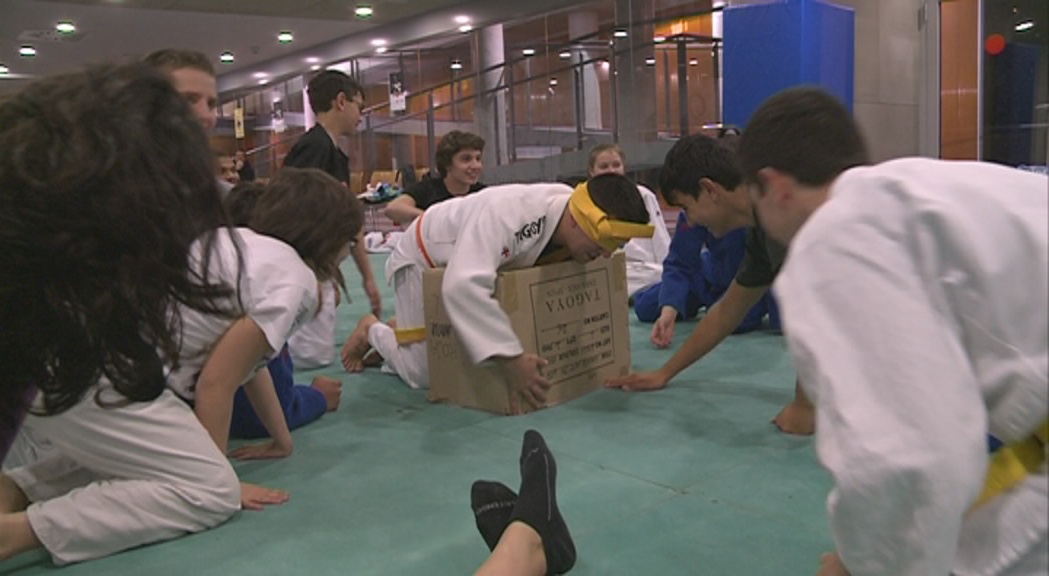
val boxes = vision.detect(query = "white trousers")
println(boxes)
[369,264,429,389]
[5,385,240,565]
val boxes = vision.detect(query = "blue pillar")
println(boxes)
[722,0,855,128]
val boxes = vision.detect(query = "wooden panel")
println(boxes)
[941,0,979,159]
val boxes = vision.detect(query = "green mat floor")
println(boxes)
[0,254,833,575]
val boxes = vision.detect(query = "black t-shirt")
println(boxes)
[734,212,788,288]
[282,124,350,185]
[406,177,484,210]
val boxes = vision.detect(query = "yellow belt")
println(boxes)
[974,418,1048,509]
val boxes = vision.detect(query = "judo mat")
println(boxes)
[0,254,833,576]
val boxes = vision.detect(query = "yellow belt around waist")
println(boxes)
[975,418,1049,509]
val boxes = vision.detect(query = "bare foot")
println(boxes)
[311,376,342,412]
[772,400,815,436]
[341,314,378,373]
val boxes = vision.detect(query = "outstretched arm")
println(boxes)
[384,195,423,226]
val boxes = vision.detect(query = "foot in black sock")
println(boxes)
[471,480,518,551]
[510,429,576,575]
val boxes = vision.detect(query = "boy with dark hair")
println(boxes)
[607,134,812,436]
[282,69,382,367]
[342,174,653,407]
[384,130,486,225]
[741,86,1047,576]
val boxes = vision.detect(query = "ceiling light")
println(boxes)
[558,49,571,59]
[0,64,8,75]
[252,72,269,79]
[355,4,373,18]
[219,51,234,63]
[375,46,388,54]
[277,31,294,43]
[19,46,36,57]
[522,48,536,56]
[644,57,656,66]
[371,38,386,47]
[1015,20,1035,31]
[55,21,76,34]
[450,59,463,70]
[306,57,320,64]
[549,78,558,86]
[458,24,473,33]
[689,59,699,66]
[257,79,267,85]
[311,64,321,70]
[454,15,471,24]
[613,29,628,38]
[654,35,666,43]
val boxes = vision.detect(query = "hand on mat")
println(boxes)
[605,370,668,392]
[816,552,850,576]
[229,439,293,461]
[363,277,382,318]
[502,353,552,409]
[651,306,678,348]
[240,482,289,511]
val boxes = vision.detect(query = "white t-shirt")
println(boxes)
[167,228,318,400]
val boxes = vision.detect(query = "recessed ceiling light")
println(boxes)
[454,15,471,25]
[306,57,320,64]
[558,49,571,59]
[371,38,386,47]
[1015,20,1035,31]
[654,35,666,43]
[522,48,536,56]
[277,31,293,43]
[644,57,656,66]
[613,29,628,38]
[355,4,373,18]
[458,24,473,33]
[375,46,388,54]
[252,72,269,79]
[0,64,8,75]
[219,51,234,63]
[19,46,36,57]
[450,59,463,70]
[55,21,76,34]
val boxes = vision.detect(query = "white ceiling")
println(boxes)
[0,0,501,94]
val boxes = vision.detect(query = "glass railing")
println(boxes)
[236,26,728,186]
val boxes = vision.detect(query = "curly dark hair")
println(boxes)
[0,63,234,419]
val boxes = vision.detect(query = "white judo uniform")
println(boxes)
[369,184,574,389]
[7,228,318,565]
[775,158,1048,575]
[623,185,671,296]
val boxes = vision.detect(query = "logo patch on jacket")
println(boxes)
[514,216,545,244]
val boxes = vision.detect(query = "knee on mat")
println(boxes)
[188,462,241,526]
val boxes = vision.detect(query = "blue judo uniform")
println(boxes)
[634,212,779,333]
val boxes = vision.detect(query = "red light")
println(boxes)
[985,34,1006,55]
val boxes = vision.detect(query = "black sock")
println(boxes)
[470,480,518,551]
[509,430,576,575]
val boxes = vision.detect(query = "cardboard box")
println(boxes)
[424,252,631,415]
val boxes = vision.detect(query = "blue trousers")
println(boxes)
[230,345,328,439]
